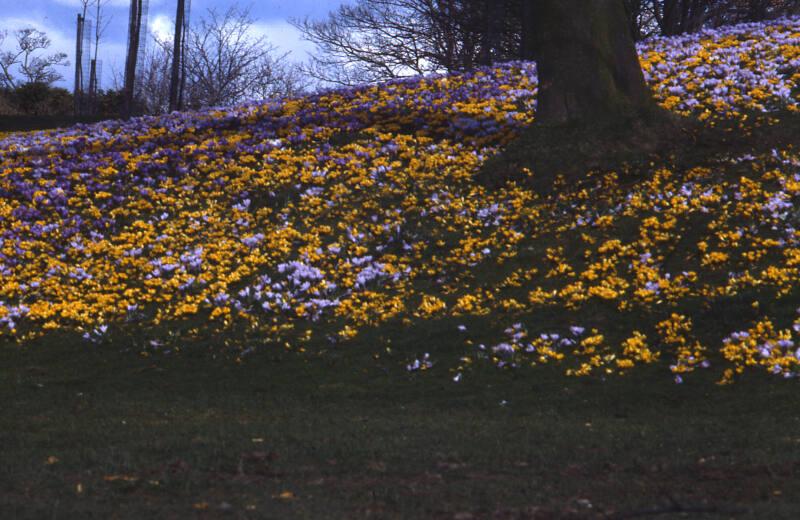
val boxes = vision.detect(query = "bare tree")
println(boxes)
[708,0,800,25]
[76,0,90,103]
[137,36,172,114]
[92,0,112,65]
[248,56,308,101]
[624,0,660,40]
[132,5,306,114]
[168,0,187,111]
[297,0,607,86]
[183,5,305,108]
[293,0,507,86]
[651,0,711,35]
[0,31,6,88]
[623,0,800,38]
[0,28,69,88]
[122,0,145,117]
[298,0,799,87]
[294,1,439,85]
[90,0,112,97]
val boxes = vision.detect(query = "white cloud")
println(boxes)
[50,0,163,9]
[0,15,127,90]
[145,16,316,64]
[149,12,173,42]
[251,20,316,63]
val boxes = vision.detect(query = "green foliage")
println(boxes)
[0,88,127,131]
[8,82,72,116]
[0,89,19,115]
[95,88,124,118]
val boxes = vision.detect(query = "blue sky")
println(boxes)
[0,0,349,90]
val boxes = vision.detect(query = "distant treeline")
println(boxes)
[0,85,124,130]
[295,0,800,85]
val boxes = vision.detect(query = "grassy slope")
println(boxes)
[7,116,800,518]
[4,23,800,518]
[2,328,800,519]
[3,115,800,519]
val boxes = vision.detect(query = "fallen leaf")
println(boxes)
[104,475,139,482]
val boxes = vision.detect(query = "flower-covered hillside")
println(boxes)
[1,18,800,382]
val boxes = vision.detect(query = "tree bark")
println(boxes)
[169,0,186,112]
[122,0,143,118]
[478,0,504,66]
[478,0,687,191]
[74,14,84,116]
[530,0,656,124]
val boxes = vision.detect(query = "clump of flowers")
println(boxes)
[719,309,800,383]
[1,18,800,382]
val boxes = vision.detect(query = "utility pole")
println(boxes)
[169,0,186,112]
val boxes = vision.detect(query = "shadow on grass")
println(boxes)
[477,108,800,198]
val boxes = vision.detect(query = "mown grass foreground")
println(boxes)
[3,332,800,519]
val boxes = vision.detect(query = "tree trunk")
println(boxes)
[478,0,503,66]
[520,0,536,60]
[530,0,656,124]
[88,59,97,115]
[169,0,186,112]
[122,0,143,118]
[74,14,85,116]
[478,0,687,191]
[747,0,769,21]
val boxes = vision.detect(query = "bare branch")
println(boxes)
[0,28,69,88]
[134,3,306,113]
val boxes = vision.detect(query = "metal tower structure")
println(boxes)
[73,14,92,115]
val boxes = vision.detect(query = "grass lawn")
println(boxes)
[2,329,800,519]
[3,20,800,519]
